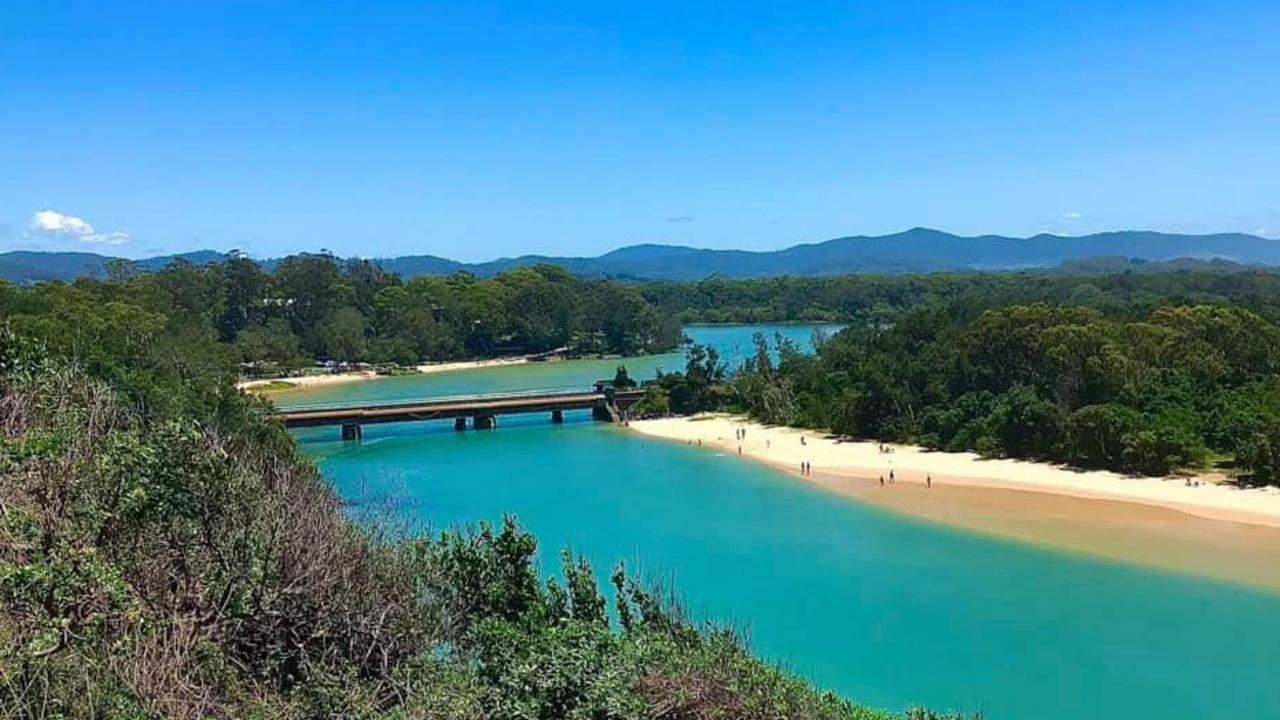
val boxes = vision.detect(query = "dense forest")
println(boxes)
[0,253,682,378]
[0,278,961,717]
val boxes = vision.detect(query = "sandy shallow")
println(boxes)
[629,415,1280,591]
[238,356,539,391]
[415,357,531,375]
[238,371,378,391]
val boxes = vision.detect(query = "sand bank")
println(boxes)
[237,371,378,392]
[629,415,1280,590]
[238,356,541,392]
[415,357,531,375]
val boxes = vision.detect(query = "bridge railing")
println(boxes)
[275,386,597,413]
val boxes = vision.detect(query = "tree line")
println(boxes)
[0,253,682,377]
[705,300,1280,484]
[642,263,1280,326]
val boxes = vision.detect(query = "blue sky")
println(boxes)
[2,1,1278,260]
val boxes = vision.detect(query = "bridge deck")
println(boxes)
[276,388,642,428]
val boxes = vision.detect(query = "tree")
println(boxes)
[321,307,368,362]
[612,364,636,389]
[235,318,306,369]
[272,253,350,354]
[217,251,269,341]
[1236,419,1280,485]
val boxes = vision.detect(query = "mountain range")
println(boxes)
[4,229,1280,283]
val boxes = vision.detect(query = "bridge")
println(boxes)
[274,386,646,440]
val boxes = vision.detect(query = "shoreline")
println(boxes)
[237,356,541,392]
[415,356,532,375]
[237,370,378,391]
[629,414,1280,591]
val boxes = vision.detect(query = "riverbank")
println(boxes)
[415,356,532,375]
[629,414,1280,590]
[237,370,378,391]
[238,356,542,392]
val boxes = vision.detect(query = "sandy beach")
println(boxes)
[415,356,531,375]
[238,356,538,391]
[629,414,1280,590]
[237,370,378,391]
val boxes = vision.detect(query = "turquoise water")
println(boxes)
[275,323,841,409]
[298,417,1280,719]
[288,324,1280,719]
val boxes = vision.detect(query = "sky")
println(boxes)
[2,1,1278,261]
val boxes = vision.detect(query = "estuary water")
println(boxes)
[290,324,1280,719]
[273,323,842,408]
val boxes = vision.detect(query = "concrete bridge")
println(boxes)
[274,386,645,440]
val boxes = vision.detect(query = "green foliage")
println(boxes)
[0,255,682,380]
[639,344,728,416]
[705,293,1280,481]
[611,364,637,389]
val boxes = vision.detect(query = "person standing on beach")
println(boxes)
[879,475,885,487]
[927,474,932,488]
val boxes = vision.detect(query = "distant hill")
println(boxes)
[5,229,1280,283]
[0,250,228,284]
[376,229,1280,279]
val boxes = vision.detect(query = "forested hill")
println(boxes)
[7,228,1280,282]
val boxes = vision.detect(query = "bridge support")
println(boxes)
[592,401,618,422]
[551,409,564,424]
[454,416,467,431]
[473,414,497,430]
[341,422,362,441]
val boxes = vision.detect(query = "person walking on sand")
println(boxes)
[801,436,806,446]
[879,474,885,487]
[927,474,932,489]
[889,469,895,484]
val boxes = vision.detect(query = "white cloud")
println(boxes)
[28,209,131,245]
[1061,211,1082,220]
